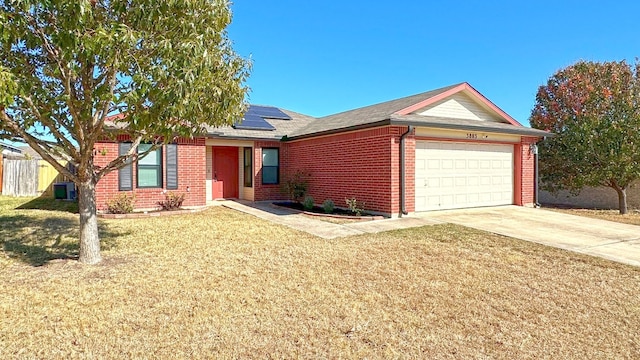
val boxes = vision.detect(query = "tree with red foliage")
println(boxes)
[530,60,640,214]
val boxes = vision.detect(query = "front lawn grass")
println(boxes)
[1,196,639,358]
[547,206,640,226]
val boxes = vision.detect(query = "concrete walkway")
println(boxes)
[218,200,443,239]
[216,200,640,267]
[420,206,640,267]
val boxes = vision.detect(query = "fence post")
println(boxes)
[0,155,3,194]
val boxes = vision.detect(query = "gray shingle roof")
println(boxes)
[106,82,552,141]
[288,83,463,138]
[105,107,318,141]
[204,108,316,140]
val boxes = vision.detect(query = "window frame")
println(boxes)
[136,144,163,189]
[261,148,279,185]
[243,147,253,188]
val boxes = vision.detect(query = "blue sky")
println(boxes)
[227,1,639,126]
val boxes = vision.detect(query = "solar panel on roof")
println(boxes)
[247,105,291,120]
[233,113,276,131]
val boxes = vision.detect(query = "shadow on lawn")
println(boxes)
[0,213,126,266]
[16,197,79,213]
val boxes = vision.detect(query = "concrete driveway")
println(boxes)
[420,206,640,267]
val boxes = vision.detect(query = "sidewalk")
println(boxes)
[218,200,443,239]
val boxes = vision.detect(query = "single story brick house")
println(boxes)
[95,82,550,216]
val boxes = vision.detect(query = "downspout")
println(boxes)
[531,141,540,208]
[400,125,414,216]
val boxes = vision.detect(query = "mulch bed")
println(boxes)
[273,201,385,221]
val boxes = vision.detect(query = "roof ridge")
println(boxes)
[318,83,464,120]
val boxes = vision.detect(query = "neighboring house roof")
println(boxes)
[17,146,43,159]
[1,142,23,157]
[0,141,22,153]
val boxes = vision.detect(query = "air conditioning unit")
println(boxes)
[53,182,76,200]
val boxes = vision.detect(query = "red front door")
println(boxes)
[213,147,239,199]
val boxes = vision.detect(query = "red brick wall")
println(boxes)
[285,126,405,215]
[253,141,288,201]
[401,131,416,214]
[516,136,537,206]
[95,137,206,211]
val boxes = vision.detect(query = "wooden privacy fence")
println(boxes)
[38,160,70,197]
[1,159,71,197]
[2,159,39,196]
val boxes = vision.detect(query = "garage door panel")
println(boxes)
[415,140,514,211]
[441,177,454,187]
[479,192,492,202]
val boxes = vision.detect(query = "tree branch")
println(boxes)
[21,95,79,160]
[0,109,78,182]
[24,10,85,143]
[90,58,119,145]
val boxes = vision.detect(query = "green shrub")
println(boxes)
[303,196,314,211]
[106,193,136,214]
[282,170,311,203]
[345,197,365,216]
[322,199,335,214]
[158,192,186,211]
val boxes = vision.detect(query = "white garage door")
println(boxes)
[415,141,514,211]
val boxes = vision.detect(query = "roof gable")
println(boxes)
[395,83,520,126]
[411,92,504,122]
[288,83,463,138]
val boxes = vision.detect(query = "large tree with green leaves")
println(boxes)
[530,60,640,214]
[0,0,250,264]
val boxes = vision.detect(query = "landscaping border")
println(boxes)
[98,206,209,219]
[270,202,385,221]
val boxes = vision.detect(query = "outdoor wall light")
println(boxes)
[529,144,538,155]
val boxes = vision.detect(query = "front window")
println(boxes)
[137,144,163,188]
[244,147,253,188]
[262,148,279,185]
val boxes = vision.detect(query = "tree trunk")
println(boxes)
[78,180,102,264]
[613,185,628,215]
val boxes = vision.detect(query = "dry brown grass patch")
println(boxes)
[548,207,640,226]
[1,197,639,358]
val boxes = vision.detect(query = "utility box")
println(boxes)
[53,182,76,200]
